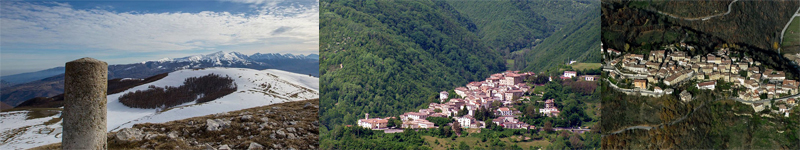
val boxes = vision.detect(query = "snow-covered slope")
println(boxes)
[106,67,318,132]
[0,68,318,150]
[0,110,62,150]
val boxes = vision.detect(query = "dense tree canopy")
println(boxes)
[320,0,506,131]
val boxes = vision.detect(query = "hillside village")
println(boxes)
[602,43,798,116]
[357,70,598,131]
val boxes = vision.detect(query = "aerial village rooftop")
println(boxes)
[357,70,598,131]
[602,42,798,117]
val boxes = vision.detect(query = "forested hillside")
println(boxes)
[446,1,599,70]
[626,0,800,51]
[523,5,601,72]
[444,1,554,57]
[319,0,505,130]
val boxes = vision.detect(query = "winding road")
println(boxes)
[780,6,800,45]
[602,93,799,137]
[654,0,738,21]
[603,101,707,137]
[729,93,800,104]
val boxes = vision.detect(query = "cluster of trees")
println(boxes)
[518,79,599,128]
[562,80,599,95]
[119,74,236,109]
[425,117,453,127]
[320,126,428,150]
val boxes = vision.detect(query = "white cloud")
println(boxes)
[0,1,319,52]
[224,0,284,7]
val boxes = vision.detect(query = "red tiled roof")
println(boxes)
[698,81,716,87]
[498,107,510,111]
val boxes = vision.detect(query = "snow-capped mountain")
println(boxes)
[147,51,318,64]
[0,68,319,150]
[1,51,319,108]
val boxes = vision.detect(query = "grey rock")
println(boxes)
[260,117,269,122]
[116,128,144,142]
[303,102,315,108]
[218,144,232,150]
[207,119,231,131]
[167,131,179,139]
[241,115,253,120]
[286,127,296,133]
[276,129,286,137]
[248,142,264,150]
[204,144,216,150]
[144,133,163,140]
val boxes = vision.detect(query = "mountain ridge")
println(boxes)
[1,51,319,107]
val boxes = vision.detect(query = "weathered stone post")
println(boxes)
[63,57,108,149]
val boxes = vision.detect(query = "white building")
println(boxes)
[563,71,577,78]
[439,91,449,102]
[539,99,560,117]
[497,107,513,116]
[358,113,388,129]
[697,81,716,90]
[455,115,476,128]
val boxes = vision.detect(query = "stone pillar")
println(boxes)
[63,57,108,149]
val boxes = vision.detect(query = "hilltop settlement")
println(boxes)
[602,43,798,117]
[356,70,599,131]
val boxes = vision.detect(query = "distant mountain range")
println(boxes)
[1,51,319,107]
[1,67,65,85]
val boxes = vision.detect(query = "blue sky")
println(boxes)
[0,0,318,75]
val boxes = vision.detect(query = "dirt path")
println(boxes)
[654,0,738,21]
[603,100,707,137]
[780,6,800,45]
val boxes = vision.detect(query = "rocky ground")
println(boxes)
[32,99,319,150]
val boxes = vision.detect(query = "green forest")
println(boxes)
[522,5,601,72]
[443,1,595,58]
[319,0,506,132]
[319,0,601,149]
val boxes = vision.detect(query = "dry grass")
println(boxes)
[571,63,602,71]
[112,98,319,149]
[30,99,319,150]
